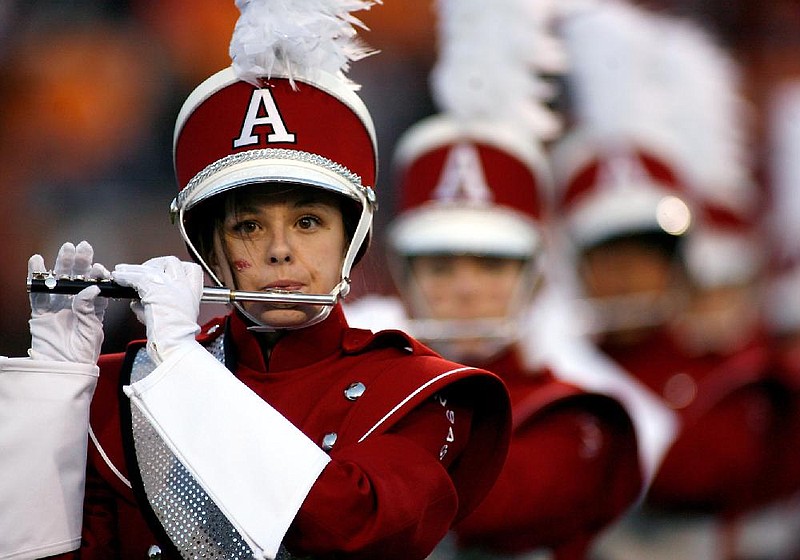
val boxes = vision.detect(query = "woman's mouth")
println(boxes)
[264,281,304,293]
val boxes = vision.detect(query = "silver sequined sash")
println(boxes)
[129,338,302,560]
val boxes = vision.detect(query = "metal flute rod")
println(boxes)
[27,275,337,306]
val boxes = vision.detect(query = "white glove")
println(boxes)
[28,241,110,364]
[113,257,204,364]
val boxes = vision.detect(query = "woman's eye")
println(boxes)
[297,215,321,230]
[231,220,259,235]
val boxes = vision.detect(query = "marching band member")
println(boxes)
[8,1,512,558]
[348,1,647,557]
[553,4,787,557]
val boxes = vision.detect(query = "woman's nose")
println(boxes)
[267,230,292,264]
[269,254,291,264]
[451,268,481,298]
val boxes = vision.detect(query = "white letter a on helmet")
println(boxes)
[233,90,296,148]
[433,144,493,203]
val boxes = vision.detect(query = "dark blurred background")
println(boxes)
[0,0,798,356]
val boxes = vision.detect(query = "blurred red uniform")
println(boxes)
[453,347,642,559]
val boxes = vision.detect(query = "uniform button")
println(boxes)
[663,372,697,409]
[322,432,338,451]
[344,381,366,401]
[147,544,162,559]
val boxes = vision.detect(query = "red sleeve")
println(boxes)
[283,390,474,560]
[454,401,641,555]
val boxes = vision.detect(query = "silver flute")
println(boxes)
[27,272,337,306]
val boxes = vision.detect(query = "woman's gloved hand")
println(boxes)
[113,256,204,364]
[28,241,110,364]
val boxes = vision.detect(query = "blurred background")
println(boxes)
[0,0,798,356]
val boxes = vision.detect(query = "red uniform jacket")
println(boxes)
[601,327,783,515]
[453,348,643,559]
[54,306,511,560]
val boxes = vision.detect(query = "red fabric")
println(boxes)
[602,328,783,514]
[453,349,642,558]
[52,305,510,560]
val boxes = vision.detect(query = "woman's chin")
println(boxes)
[245,304,320,328]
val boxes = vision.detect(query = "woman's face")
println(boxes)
[409,255,524,320]
[218,186,347,328]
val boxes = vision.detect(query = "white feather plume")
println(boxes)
[230,0,380,89]
[430,0,566,140]
[559,0,673,148]
[655,16,755,214]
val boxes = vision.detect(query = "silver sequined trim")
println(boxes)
[131,338,309,560]
[131,337,257,559]
[176,148,370,210]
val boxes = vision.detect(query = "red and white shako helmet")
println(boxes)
[388,114,550,261]
[170,67,378,325]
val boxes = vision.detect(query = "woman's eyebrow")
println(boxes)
[293,197,334,209]
[229,204,260,215]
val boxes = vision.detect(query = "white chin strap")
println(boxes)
[400,257,543,362]
[175,185,373,332]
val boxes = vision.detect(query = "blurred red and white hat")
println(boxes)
[652,13,761,289]
[553,134,693,249]
[388,116,551,260]
[554,2,695,250]
[387,0,564,261]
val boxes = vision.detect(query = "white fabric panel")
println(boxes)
[0,357,97,560]
[124,342,331,560]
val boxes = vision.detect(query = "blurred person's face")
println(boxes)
[406,254,527,362]
[580,240,674,299]
[409,255,524,321]
[216,186,347,328]
[578,237,683,344]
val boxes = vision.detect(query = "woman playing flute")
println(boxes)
[1,2,510,559]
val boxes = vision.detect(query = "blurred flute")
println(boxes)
[27,272,337,306]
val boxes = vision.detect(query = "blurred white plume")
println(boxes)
[559,0,673,149]
[430,0,566,141]
[655,15,756,214]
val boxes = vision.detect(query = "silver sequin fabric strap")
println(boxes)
[129,338,305,559]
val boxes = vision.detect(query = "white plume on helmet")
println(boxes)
[390,0,563,259]
[230,0,379,88]
[430,0,565,141]
[654,15,761,289]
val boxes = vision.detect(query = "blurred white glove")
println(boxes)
[113,257,204,364]
[28,241,110,364]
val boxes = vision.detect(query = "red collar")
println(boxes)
[227,304,381,373]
